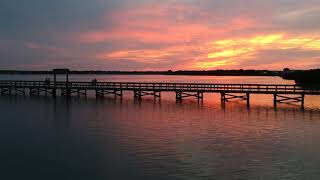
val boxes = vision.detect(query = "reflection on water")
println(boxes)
[1,95,320,180]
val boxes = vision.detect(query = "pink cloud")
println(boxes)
[71,2,320,70]
[78,4,257,44]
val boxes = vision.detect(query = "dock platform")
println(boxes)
[1,80,320,109]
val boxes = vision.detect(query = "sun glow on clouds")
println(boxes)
[208,49,250,59]
[77,2,320,70]
[102,49,177,63]
[85,4,260,69]
[209,34,320,50]
[2,1,320,70]
[205,34,284,62]
[195,60,235,69]
[194,34,320,69]
[99,33,320,70]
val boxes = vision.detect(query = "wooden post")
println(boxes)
[221,92,225,102]
[221,92,226,107]
[66,73,69,84]
[274,94,276,107]
[14,82,17,95]
[53,72,57,97]
[134,90,141,100]
[176,91,182,101]
[246,93,250,108]
[301,94,305,110]
[52,89,56,97]
[66,71,71,97]
[154,91,161,100]
[221,92,226,108]
[95,90,99,98]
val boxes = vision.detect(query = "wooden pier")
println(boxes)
[1,80,320,109]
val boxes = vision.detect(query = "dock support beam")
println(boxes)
[221,92,250,108]
[273,94,305,110]
[77,89,87,97]
[96,89,122,99]
[1,87,27,96]
[60,89,87,97]
[29,88,55,96]
[134,90,161,100]
[175,91,204,101]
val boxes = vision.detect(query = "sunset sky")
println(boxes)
[1,0,320,70]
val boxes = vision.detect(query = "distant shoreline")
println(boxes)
[0,70,281,76]
[2,69,320,84]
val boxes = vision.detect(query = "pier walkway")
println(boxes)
[1,80,320,109]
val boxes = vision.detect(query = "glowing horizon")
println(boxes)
[0,1,320,70]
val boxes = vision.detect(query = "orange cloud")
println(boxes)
[194,60,237,69]
[101,49,177,63]
[188,34,320,69]
[96,33,320,70]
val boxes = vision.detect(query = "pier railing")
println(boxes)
[1,80,320,94]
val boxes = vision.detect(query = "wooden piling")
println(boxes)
[301,94,305,110]
[273,94,277,108]
[246,93,250,108]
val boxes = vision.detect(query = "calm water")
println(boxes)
[1,75,320,180]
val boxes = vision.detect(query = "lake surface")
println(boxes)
[1,75,320,180]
